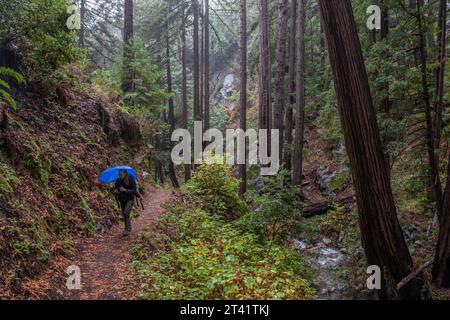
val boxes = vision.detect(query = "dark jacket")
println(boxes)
[115,177,137,203]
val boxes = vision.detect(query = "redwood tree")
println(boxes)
[415,0,443,222]
[433,0,447,145]
[204,0,210,131]
[192,0,201,122]
[258,0,271,133]
[432,1,450,287]
[238,0,247,198]
[273,0,289,158]
[283,0,297,170]
[122,0,134,93]
[181,4,191,181]
[292,0,305,186]
[433,156,450,287]
[79,0,86,48]
[165,16,179,188]
[318,0,430,300]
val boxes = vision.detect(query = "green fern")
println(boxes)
[0,67,26,110]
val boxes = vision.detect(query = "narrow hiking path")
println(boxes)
[22,186,172,300]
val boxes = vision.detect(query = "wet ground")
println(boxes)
[293,238,374,300]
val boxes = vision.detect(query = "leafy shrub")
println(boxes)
[209,105,230,131]
[237,169,301,244]
[329,170,350,191]
[130,207,314,300]
[5,217,51,264]
[7,0,83,75]
[319,204,350,236]
[183,162,246,220]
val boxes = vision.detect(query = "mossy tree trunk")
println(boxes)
[318,0,431,300]
[238,0,247,198]
[292,0,305,186]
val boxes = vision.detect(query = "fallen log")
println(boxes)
[396,259,433,291]
[302,196,354,218]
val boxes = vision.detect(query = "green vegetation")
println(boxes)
[131,164,314,300]
[0,0,152,297]
[0,0,448,301]
[20,137,52,188]
[238,169,301,244]
[183,162,247,220]
[1,0,83,77]
[0,157,19,193]
[0,67,26,110]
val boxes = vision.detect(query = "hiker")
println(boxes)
[114,169,137,236]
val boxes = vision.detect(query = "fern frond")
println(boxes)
[0,79,11,90]
[0,67,26,84]
[0,88,17,110]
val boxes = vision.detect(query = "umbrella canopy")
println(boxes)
[98,166,138,184]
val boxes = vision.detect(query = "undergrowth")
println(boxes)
[130,164,315,300]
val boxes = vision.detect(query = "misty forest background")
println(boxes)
[0,0,449,300]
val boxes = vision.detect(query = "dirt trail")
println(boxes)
[23,186,172,300]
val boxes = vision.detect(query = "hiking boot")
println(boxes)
[123,230,130,237]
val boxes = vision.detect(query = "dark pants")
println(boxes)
[120,200,134,232]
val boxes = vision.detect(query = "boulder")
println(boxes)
[220,74,236,100]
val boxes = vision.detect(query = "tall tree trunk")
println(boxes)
[274,0,289,159]
[433,155,450,288]
[318,0,430,300]
[433,0,447,146]
[79,0,86,48]
[204,0,210,131]
[283,0,297,171]
[415,0,444,222]
[310,11,314,68]
[122,0,134,93]
[410,0,422,67]
[200,0,204,122]
[434,0,445,87]
[426,1,436,51]
[181,5,191,182]
[192,0,201,122]
[258,0,272,134]
[292,0,305,186]
[239,0,247,198]
[166,18,179,188]
[430,0,449,286]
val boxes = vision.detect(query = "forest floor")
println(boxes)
[16,110,363,300]
[20,185,172,300]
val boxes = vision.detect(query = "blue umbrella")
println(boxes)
[98,166,138,184]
